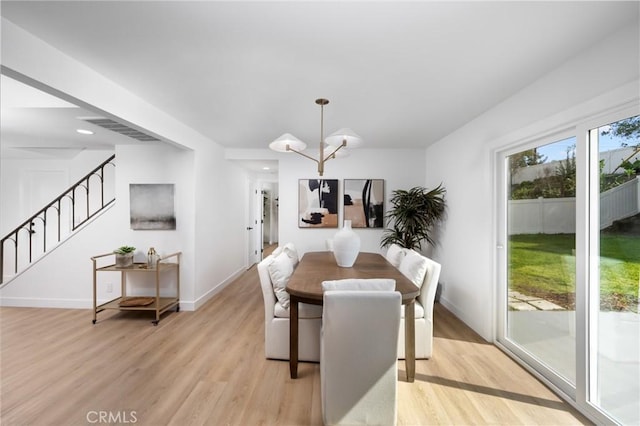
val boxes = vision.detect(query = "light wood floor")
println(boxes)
[1,264,591,425]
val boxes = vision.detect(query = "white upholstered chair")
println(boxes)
[257,248,322,361]
[385,243,406,268]
[395,249,442,359]
[321,279,401,426]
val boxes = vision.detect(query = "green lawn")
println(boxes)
[509,233,639,312]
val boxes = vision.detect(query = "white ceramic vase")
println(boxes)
[332,220,360,267]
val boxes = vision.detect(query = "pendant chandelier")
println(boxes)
[269,98,364,176]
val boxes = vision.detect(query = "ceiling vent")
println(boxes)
[82,118,160,142]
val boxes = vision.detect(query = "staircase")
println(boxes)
[1,155,116,284]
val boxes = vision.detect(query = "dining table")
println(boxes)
[286,251,420,382]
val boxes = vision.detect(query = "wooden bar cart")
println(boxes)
[91,252,181,325]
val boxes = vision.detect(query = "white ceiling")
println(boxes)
[1,1,638,166]
[1,75,143,160]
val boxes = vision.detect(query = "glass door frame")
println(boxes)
[495,102,638,425]
[495,128,578,401]
[580,104,639,424]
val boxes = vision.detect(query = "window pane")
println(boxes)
[591,115,640,424]
[507,137,577,384]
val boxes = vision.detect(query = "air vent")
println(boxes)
[82,118,160,142]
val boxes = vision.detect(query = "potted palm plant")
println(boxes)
[114,245,136,268]
[381,185,446,251]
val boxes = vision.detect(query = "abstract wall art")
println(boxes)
[298,179,338,228]
[343,179,384,228]
[130,183,176,230]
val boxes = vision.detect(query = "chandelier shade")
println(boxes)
[268,98,363,176]
[268,133,307,152]
[325,128,363,148]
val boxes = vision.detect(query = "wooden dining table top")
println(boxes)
[286,251,419,303]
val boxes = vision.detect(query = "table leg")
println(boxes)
[290,297,299,379]
[405,300,415,382]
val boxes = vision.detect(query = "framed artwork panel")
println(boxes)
[130,183,176,230]
[343,179,384,228]
[298,179,338,228]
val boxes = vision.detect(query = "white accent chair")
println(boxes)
[395,249,442,359]
[257,252,322,361]
[385,243,406,268]
[321,279,401,426]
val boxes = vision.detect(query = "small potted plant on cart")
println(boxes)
[113,246,136,268]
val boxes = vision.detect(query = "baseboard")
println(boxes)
[440,297,477,333]
[192,266,246,310]
[178,300,195,311]
[439,295,493,342]
[0,297,90,309]
[0,266,247,311]
[439,295,473,332]
[438,295,457,318]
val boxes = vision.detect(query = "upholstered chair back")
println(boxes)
[257,248,322,362]
[320,279,401,426]
[396,250,442,359]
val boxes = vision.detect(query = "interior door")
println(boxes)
[246,181,260,268]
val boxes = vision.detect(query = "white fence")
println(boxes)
[509,177,639,234]
[512,147,638,184]
[600,177,640,229]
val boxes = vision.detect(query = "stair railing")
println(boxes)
[1,154,116,284]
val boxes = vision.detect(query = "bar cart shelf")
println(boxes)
[91,252,181,325]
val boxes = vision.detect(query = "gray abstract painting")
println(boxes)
[130,184,176,230]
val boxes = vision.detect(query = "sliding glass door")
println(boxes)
[588,117,639,424]
[497,111,639,424]
[503,136,578,395]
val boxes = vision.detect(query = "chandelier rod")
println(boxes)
[319,98,326,175]
[270,98,354,176]
[315,98,346,176]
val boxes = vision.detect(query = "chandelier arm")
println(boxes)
[323,141,347,161]
[286,145,320,164]
[269,99,360,177]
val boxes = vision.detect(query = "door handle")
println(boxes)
[246,227,253,230]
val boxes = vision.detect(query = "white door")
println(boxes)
[246,181,261,268]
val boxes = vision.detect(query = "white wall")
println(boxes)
[0,149,114,235]
[192,143,249,309]
[115,144,196,304]
[1,149,116,281]
[0,18,250,310]
[425,22,639,341]
[0,144,195,307]
[0,141,251,309]
[278,149,428,256]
